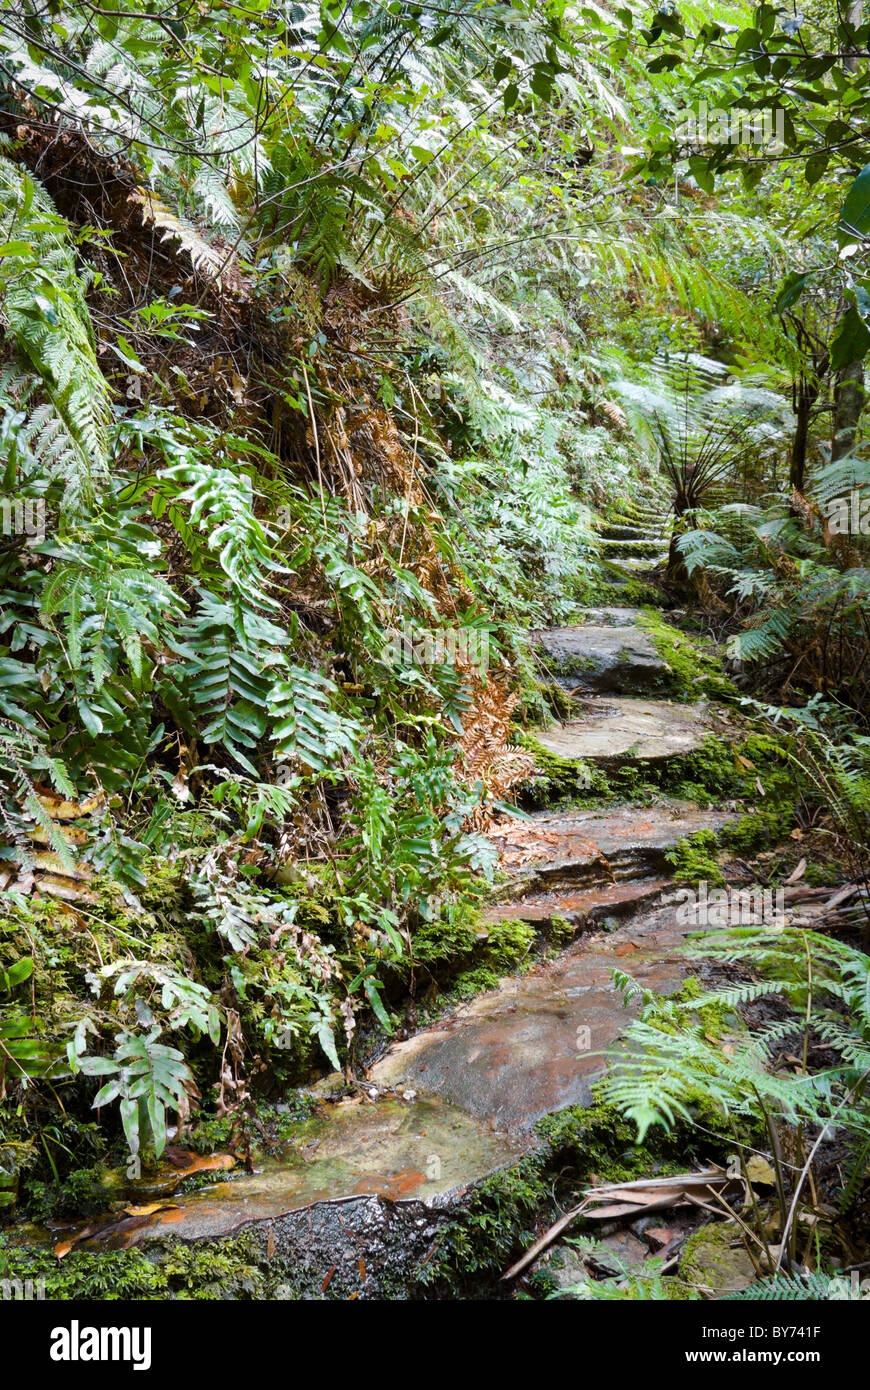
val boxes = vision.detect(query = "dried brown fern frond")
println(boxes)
[453,671,535,828]
[128,188,239,290]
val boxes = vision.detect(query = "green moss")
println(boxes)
[803,862,840,887]
[514,728,788,814]
[548,913,576,946]
[0,1231,286,1301]
[590,577,670,608]
[512,729,611,807]
[638,608,735,700]
[679,1222,757,1297]
[413,912,537,1012]
[666,830,724,885]
[415,1099,729,1298]
[671,976,736,1041]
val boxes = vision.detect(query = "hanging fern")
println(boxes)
[0,158,111,509]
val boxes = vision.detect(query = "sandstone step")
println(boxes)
[599,522,659,541]
[482,877,670,929]
[368,898,697,1130]
[485,798,733,889]
[529,623,667,695]
[30,1096,526,1297]
[608,552,669,572]
[599,536,669,557]
[572,606,643,626]
[532,696,717,764]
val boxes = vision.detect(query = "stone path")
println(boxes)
[533,697,717,764]
[369,901,692,1129]
[43,570,746,1296]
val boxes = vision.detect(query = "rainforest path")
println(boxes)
[23,501,755,1296]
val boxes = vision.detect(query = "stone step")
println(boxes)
[599,537,671,557]
[529,623,668,695]
[608,502,669,525]
[531,696,717,765]
[605,508,667,528]
[598,522,658,541]
[608,552,669,572]
[482,877,670,929]
[485,798,733,890]
[30,1096,527,1297]
[569,606,643,627]
[368,897,701,1130]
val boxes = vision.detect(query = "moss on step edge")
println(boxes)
[413,1098,732,1298]
[513,728,796,816]
[637,608,736,702]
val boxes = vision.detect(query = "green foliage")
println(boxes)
[598,922,870,1268]
[0,157,110,509]
[665,830,724,886]
[0,1231,279,1300]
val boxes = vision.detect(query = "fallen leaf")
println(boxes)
[745,1155,777,1187]
[36,792,101,820]
[123,1201,179,1217]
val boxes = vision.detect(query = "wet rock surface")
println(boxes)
[680,1226,758,1297]
[369,899,696,1129]
[51,1097,523,1248]
[482,877,670,927]
[36,1097,526,1294]
[486,799,734,888]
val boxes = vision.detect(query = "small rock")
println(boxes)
[642,1224,679,1251]
[681,1225,757,1296]
[307,1071,346,1099]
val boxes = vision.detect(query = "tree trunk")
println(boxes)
[832,360,865,461]
[790,377,815,491]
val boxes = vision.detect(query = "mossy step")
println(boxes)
[609,553,669,572]
[528,622,670,695]
[598,522,658,541]
[482,877,670,929]
[16,1096,526,1299]
[607,506,670,525]
[599,537,669,557]
[369,893,718,1129]
[608,500,670,521]
[485,798,734,890]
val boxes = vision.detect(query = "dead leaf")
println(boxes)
[503,1167,741,1280]
[744,1155,776,1187]
[162,1149,235,1176]
[784,857,806,885]
[123,1201,179,1217]
[171,769,191,802]
[36,792,101,821]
